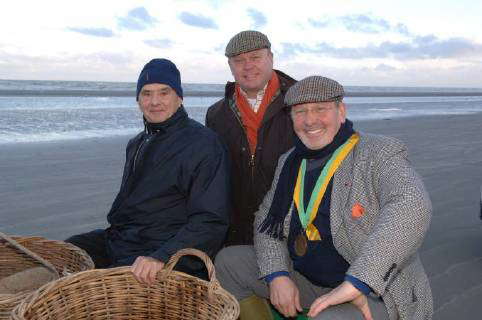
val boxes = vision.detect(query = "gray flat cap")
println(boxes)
[225,30,271,57]
[284,76,344,106]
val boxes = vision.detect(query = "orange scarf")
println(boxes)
[235,71,280,154]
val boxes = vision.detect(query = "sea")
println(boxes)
[1,79,482,145]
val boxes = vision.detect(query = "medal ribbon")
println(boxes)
[293,133,360,240]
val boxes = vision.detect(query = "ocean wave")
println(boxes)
[368,108,402,112]
[0,128,140,144]
[0,104,138,111]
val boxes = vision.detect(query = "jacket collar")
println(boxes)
[143,105,188,135]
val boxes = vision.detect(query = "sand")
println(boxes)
[1,113,481,319]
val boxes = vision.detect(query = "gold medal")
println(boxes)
[294,233,308,256]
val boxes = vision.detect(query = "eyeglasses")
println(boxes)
[291,105,336,118]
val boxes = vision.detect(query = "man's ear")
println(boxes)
[338,101,347,122]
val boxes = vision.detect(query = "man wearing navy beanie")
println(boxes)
[136,58,183,101]
[67,58,230,283]
[135,58,184,123]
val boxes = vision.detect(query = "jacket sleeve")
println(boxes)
[254,151,293,278]
[346,138,432,295]
[149,137,230,263]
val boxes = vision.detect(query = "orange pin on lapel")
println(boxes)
[351,202,365,218]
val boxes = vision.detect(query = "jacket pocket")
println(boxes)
[390,270,421,319]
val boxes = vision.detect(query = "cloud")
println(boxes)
[179,12,218,29]
[339,14,391,33]
[375,63,397,72]
[382,36,482,59]
[394,23,410,36]
[279,42,307,58]
[214,42,225,53]
[144,39,173,49]
[118,7,157,31]
[278,59,482,87]
[78,52,134,67]
[410,35,481,59]
[67,27,114,37]
[308,14,411,36]
[0,50,135,81]
[308,18,329,28]
[280,35,482,60]
[247,8,267,29]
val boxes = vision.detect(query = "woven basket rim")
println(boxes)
[12,248,240,320]
[0,235,94,319]
[0,236,94,274]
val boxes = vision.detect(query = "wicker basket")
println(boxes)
[0,233,94,320]
[12,248,240,320]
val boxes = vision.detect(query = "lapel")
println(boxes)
[329,144,356,259]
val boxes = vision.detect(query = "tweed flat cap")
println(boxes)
[284,76,344,106]
[225,30,271,57]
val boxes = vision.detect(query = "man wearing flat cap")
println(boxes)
[206,30,296,246]
[216,76,433,319]
[67,58,230,283]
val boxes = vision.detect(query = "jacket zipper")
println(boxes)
[250,153,256,180]
[229,103,257,185]
[132,135,150,173]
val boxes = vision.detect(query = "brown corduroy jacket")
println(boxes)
[205,70,296,245]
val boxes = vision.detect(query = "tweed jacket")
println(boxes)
[254,133,433,320]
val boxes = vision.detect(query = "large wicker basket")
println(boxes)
[0,233,94,320]
[12,248,240,320]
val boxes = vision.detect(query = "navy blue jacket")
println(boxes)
[106,107,230,275]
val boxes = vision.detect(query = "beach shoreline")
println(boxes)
[1,112,481,319]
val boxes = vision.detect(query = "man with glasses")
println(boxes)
[216,76,433,319]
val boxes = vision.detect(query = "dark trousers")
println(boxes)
[66,229,209,280]
[66,229,113,268]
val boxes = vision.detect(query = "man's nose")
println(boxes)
[304,109,318,125]
[151,92,161,105]
[243,60,254,70]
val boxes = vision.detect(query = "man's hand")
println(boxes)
[131,256,165,285]
[268,276,303,318]
[307,280,372,320]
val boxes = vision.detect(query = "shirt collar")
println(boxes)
[239,82,268,112]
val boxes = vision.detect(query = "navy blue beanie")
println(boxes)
[136,58,183,101]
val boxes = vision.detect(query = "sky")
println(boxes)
[1,0,482,87]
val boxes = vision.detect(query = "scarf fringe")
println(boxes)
[258,214,285,240]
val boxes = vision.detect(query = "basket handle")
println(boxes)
[161,248,219,301]
[0,231,60,279]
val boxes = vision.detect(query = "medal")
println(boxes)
[294,233,308,256]
[293,133,360,242]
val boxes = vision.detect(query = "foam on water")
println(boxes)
[368,108,403,112]
[0,128,140,144]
